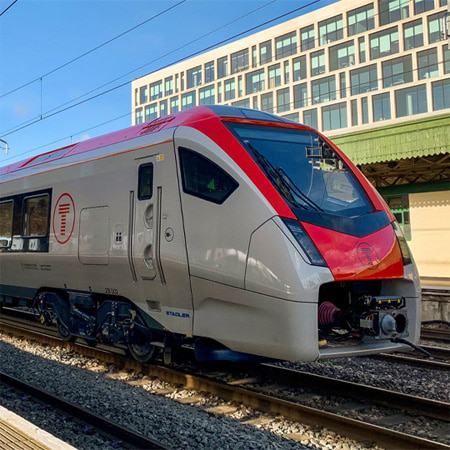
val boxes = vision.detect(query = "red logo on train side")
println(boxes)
[52,193,75,244]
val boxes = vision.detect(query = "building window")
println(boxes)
[395,84,427,117]
[318,15,343,45]
[385,195,411,240]
[379,0,409,27]
[403,19,423,50]
[253,96,258,109]
[171,96,179,114]
[440,0,447,5]
[179,148,238,205]
[165,77,173,96]
[373,92,391,121]
[252,45,257,67]
[359,37,366,63]
[300,25,315,51]
[277,88,290,113]
[187,66,202,89]
[282,112,299,122]
[417,48,439,79]
[260,40,272,64]
[382,55,413,88]
[199,85,215,105]
[444,46,450,74]
[181,91,196,111]
[292,56,307,82]
[0,201,13,248]
[303,109,318,129]
[414,0,434,14]
[347,4,375,36]
[246,69,265,95]
[217,82,222,103]
[261,92,273,113]
[135,107,143,125]
[160,100,167,118]
[310,50,325,77]
[294,83,308,108]
[329,41,355,71]
[134,88,138,106]
[351,99,358,125]
[225,78,235,101]
[150,81,163,101]
[428,12,446,44]
[232,99,251,108]
[361,97,369,123]
[231,49,249,74]
[238,76,243,97]
[284,61,290,84]
[140,86,148,104]
[205,61,215,83]
[432,79,450,110]
[370,27,399,59]
[145,103,157,121]
[275,31,297,59]
[312,75,336,104]
[340,73,347,98]
[181,72,185,91]
[217,56,228,79]
[268,64,281,88]
[322,102,348,131]
[350,64,378,95]
[23,195,49,237]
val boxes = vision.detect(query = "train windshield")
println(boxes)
[227,123,374,217]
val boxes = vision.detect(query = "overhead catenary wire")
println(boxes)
[1,57,446,166]
[0,0,188,99]
[0,0,18,17]
[0,0,323,140]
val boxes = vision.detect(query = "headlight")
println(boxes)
[392,221,412,266]
[282,218,327,267]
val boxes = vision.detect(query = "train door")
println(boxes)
[130,147,193,335]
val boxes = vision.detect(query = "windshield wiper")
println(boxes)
[277,167,323,213]
[244,140,322,212]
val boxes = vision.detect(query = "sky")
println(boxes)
[0,0,337,167]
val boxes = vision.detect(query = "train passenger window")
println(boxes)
[23,194,49,237]
[138,163,154,200]
[0,200,14,247]
[179,147,238,204]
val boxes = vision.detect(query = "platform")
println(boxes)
[0,405,76,450]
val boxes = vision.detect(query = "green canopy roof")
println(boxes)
[330,114,450,165]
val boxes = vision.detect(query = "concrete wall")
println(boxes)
[409,190,450,279]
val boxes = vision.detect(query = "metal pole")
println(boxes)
[0,138,8,154]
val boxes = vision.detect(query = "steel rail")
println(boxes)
[1,320,449,450]
[374,352,450,370]
[0,371,171,450]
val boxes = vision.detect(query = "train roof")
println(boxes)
[0,106,294,177]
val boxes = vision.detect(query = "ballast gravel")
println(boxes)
[0,334,382,450]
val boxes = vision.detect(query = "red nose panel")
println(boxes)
[301,222,404,281]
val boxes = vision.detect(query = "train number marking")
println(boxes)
[53,193,75,244]
[105,288,119,295]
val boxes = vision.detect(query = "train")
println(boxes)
[0,105,421,363]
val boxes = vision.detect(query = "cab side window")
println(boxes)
[23,194,49,237]
[179,147,238,204]
[138,163,154,200]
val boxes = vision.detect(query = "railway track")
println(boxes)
[0,371,171,450]
[1,315,449,450]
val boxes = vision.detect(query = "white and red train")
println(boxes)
[0,105,420,362]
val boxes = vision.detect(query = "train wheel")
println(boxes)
[127,314,158,363]
[57,319,74,342]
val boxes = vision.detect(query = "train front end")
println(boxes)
[218,108,421,360]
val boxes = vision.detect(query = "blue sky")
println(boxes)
[0,0,336,167]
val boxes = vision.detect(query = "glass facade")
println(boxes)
[132,0,449,132]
